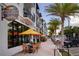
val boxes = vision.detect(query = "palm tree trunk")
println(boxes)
[55,30,56,36]
[61,17,65,35]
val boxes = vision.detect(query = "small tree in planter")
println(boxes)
[40,36,47,42]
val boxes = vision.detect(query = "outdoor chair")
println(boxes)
[27,43,34,53]
[22,43,29,54]
[32,43,37,53]
[32,43,40,53]
[36,43,40,51]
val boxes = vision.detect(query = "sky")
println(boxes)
[38,3,79,34]
[38,3,62,34]
[38,3,68,27]
[38,3,53,24]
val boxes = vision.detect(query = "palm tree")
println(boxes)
[46,3,79,35]
[48,26,54,36]
[48,19,61,36]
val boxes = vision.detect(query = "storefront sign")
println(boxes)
[3,5,19,21]
[24,17,33,25]
[20,16,33,26]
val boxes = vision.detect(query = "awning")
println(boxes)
[8,32,18,35]
[19,29,41,36]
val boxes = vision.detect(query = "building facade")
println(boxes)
[36,3,47,35]
[0,3,47,56]
[0,3,36,56]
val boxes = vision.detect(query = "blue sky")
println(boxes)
[38,3,68,27]
[38,3,53,23]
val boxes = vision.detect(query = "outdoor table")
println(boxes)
[27,43,34,53]
[22,43,29,53]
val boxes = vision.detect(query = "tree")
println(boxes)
[48,26,54,36]
[48,19,61,36]
[46,3,79,35]
[64,26,73,37]
[64,26,79,39]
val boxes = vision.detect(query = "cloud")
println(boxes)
[70,16,79,27]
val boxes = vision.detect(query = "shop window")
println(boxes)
[8,21,29,48]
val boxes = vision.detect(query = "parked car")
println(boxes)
[64,37,79,48]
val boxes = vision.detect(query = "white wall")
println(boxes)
[0,19,22,56]
[0,5,4,55]
[5,3,23,16]
[0,3,23,56]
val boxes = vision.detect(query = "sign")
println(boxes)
[24,17,33,25]
[3,5,19,21]
[20,16,33,26]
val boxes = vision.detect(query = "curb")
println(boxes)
[64,49,73,56]
[56,49,62,56]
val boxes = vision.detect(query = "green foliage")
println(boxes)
[59,49,71,56]
[46,3,79,35]
[48,18,61,36]
[40,36,47,42]
[46,3,79,17]
[64,26,79,37]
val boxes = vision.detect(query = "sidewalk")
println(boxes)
[69,47,79,56]
[14,39,61,56]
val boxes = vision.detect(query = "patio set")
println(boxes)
[19,29,45,54]
[22,42,40,54]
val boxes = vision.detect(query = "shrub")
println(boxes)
[40,36,47,42]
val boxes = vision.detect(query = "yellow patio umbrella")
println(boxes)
[19,29,41,43]
[19,29,41,36]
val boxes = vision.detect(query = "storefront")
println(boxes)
[8,21,30,48]
[0,3,35,56]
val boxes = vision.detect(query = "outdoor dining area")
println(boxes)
[19,29,42,54]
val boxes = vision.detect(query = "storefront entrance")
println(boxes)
[8,21,29,48]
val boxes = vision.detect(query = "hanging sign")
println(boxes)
[2,5,19,21]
